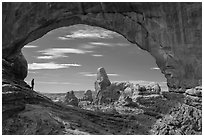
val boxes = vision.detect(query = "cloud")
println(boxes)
[28,62,81,70]
[107,74,119,76]
[24,45,38,48]
[90,42,112,46]
[92,54,103,57]
[58,25,118,40]
[37,81,79,85]
[58,36,71,40]
[150,67,160,70]
[37,56,55,59]
[79,42,131,50]
[89,42,130,47]
[28,71,38,74]
[38,48,93,59]
[79,44,96,49]
[115,43,130,47]
[79,72,119,77]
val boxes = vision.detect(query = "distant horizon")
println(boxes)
[23,24,168,93]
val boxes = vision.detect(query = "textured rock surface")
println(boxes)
[82,90,93,102]
[2,80,202,135]
[151,103,202,135]
[95,67,111,92]
[64,91,79,107]
[185,86,202,97]
[96,83,123,104]
[95,67,111,103]
[2,2,202,90]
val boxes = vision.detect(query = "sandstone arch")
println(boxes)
[2,2,202,91]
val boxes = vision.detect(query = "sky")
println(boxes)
[22,24,168,93]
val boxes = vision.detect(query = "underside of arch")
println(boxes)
[2,2,202,91]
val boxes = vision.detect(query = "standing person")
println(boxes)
[31,79,34,90]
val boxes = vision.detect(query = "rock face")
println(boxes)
[64,91,79,107]
[185,86,202,97]
[150,83,161,94]
[95,67,111,103]
[95,67,111,92]
[2,2,202,91]
[82,90,93,102]
[96,83,123,104]
[152,103,202,135]
[184,86,202,110]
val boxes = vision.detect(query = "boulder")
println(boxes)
[151,83,161,94]
[132,83,161,96]
[138,86,146,92]
[123,87,133,96]
[82,90,93,102]
[96,84,122,104]
[185,86,202,97]
[64,91,79,107]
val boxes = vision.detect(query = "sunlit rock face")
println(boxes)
[2,2,202,90]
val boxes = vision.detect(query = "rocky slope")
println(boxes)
[2,77,202,134]
[2,2,202,90]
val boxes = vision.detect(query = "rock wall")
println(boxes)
[2,2,202,90]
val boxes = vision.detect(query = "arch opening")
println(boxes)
[22,24,168,93]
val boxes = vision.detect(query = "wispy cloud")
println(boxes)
[92,54,103,57]
[90,42,112,46]
[58,26,118,40]
[150,67,160,70]
[28,62,81,70]
[107,74,119,76]
[115,43,131,47]
[79,72,119,77]
[37,81,79,85]
[24,45,38,48]
[79,42,131,50]
[38,48,92,59]
[79,44,96,49]
[58,36,71,40]
[28,71,38,74]
[37,56,55,59]
[89,42,130,47]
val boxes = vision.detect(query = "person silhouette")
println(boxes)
[31,79,34,90]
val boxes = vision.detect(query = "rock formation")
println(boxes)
[2,2,202,135]
[95,67,111,103]
[95,67,111,91]
[82,90,93,102]
[184,86,202,110]
[64,91,79,107]
[2,2,202,91]
[96,83,122,104]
